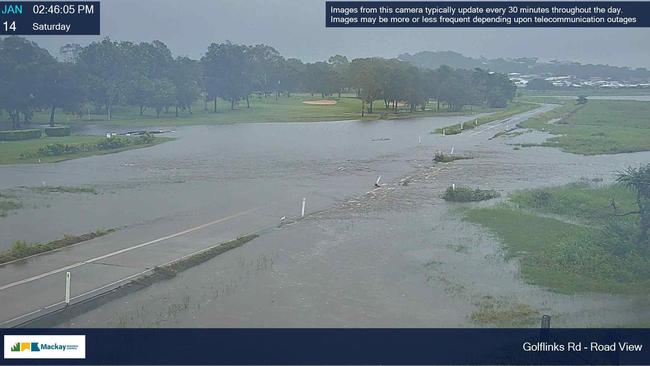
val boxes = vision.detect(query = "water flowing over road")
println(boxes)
[1,104,649,327]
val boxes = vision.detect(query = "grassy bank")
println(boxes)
[0,229,115,264]
[464,183,650,294]
[434,101,538,135]
[518,99,650,155]
[20,94,493,129]
[0,134,173,165]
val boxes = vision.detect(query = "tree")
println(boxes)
[616,164,650,245]
[0,36,55,129]
[77,38,131,120]
[171,57,201,116]
[147,79,176,118]
[349,58,386,113]
[249,44,283,99]
[42,62,84,126]
[527,78,555,90]
[278,58,304,97]
[202,42,252,110]
[473,69,516,108]
[303,62,338,98]
[328,55,350,98]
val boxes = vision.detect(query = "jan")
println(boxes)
[2,4,23,14]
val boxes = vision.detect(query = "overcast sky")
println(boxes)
[29,0,650,68]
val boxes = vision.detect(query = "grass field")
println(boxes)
[0,135,172,165]
[518,99,650,155]
[464,183,650,294]
[9,94,494,129]
[521,88,650,97]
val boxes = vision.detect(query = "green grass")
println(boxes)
[521,88,650,97]
[518,100,650,155]
[0,135,172,165]
[509,183,637,222]
[0,229,115,264]
[16,94,493,129]
[434,101,538,135]
[464,184,650,294]
[443,186,500,202]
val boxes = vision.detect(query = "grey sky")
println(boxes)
[30,0,650,68]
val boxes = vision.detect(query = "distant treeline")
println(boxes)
[0,37,515,129]
[399,51,650,81]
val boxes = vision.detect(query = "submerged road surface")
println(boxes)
[0,112,495,326]
[2,104,649,327]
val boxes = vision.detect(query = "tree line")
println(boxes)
[0,36,516,129]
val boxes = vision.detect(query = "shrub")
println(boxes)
[443,186,500,202]
[532,190,553,208]
[95,136,131,150]
[0,129,41,141]
[44,126,71,137]
[137,132,155,144]
[37,143,82,156]
[434,152,471,163]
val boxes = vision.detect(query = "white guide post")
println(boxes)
[65,271,71,305]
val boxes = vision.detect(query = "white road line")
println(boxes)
[470,118,512,136]
[0,208,258,292]
[1,228,264,326]
[0,268,151,326]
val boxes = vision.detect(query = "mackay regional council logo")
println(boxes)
[10,341,42,352]
[4,335,86,359]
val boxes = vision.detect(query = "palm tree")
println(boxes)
[616,164,650,245]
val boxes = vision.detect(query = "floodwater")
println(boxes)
[2,106,650,327]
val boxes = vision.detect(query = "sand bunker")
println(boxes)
[302,99,337,105]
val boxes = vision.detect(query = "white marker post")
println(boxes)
[460,122,464,130]
[450,146,455,155]
[442,129,446,136]
[475,118,478,126]
[65,271,71,305]
[301,197,306,217]
[418,136,421,144]
[452,183,456,191]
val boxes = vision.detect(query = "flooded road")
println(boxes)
[2,106,650,327]
[0,114,487,250]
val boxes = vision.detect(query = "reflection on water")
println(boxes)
[28,107,649,328]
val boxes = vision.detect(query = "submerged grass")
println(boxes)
[27,186,99,195]
[443,186,500,202]
[0,229,115,264]
[433,152,472,163]
[470,296,539,327]
[465,183,650,294]
[0,200,22,217]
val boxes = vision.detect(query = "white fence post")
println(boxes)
[65,272,71,305]
[301,197,306,217]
